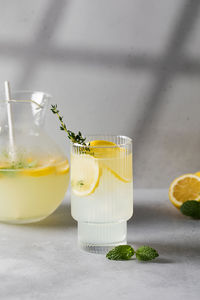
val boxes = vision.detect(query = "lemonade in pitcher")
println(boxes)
[0,154,69,223]
[0,91,69,223]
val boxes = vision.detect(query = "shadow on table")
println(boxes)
[129,200,190,227]
[128,201,200,263]
[25,202,76,229]
[127,239,200,264]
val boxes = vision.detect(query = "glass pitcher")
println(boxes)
[0,91,69,224]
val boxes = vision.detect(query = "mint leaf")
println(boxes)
[180,200,200,219]
[106,245,134,260]
[136,246,159,261]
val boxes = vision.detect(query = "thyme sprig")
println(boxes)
[51,105,89,151]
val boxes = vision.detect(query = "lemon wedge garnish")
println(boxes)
[71,154,100,196]
[169,174,200,208]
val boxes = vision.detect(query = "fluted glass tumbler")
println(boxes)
[71,135,133,253]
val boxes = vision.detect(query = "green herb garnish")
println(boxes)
[0,158,38,177]
[135,246,159,261]
[78,180,84,186]
[51,105,87,145]
[10,159,37,170]
[180,200,200,219]
[106,245,134,260]
[106,245,159,261]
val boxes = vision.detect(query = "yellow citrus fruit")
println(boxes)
[89,140,118,158]
[169,174,200,208]
[102,153,132,183]
[56,160,69,175]
[89,140,116,147]
[90,140,132,183]
[0,162,11,169]
[21,164,55,177]
[22,158,70,177]
[71,154,100,196]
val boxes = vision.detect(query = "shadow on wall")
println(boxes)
[133,0,200,142]
[0,0,200,187]
[132,0,200,187]
[0,0,199,91]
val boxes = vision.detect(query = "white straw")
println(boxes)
[4,81,16,161]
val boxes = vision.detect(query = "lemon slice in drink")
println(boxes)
[89,140,117,158]
[104,153,132,183]
[56,160,70,174]
[169,174,200,208]
[22,164,55,177]
[90,140,132,183]
[90,140,116,147]
[21,157,56,177]
[71,154,100,196]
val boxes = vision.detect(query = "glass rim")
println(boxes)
[72,135,132,148]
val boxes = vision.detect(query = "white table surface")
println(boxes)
[1,189,199,300]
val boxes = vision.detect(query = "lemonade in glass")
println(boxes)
[71,136,133,253]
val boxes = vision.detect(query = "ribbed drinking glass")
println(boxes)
[71,135,133,253]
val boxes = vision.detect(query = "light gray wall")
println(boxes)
[0,0,200,188]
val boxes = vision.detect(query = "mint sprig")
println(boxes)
[106,245,159,261]
[180,200,200,219]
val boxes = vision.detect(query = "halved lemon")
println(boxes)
[71,154,100,196]
[169,174,200,208]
